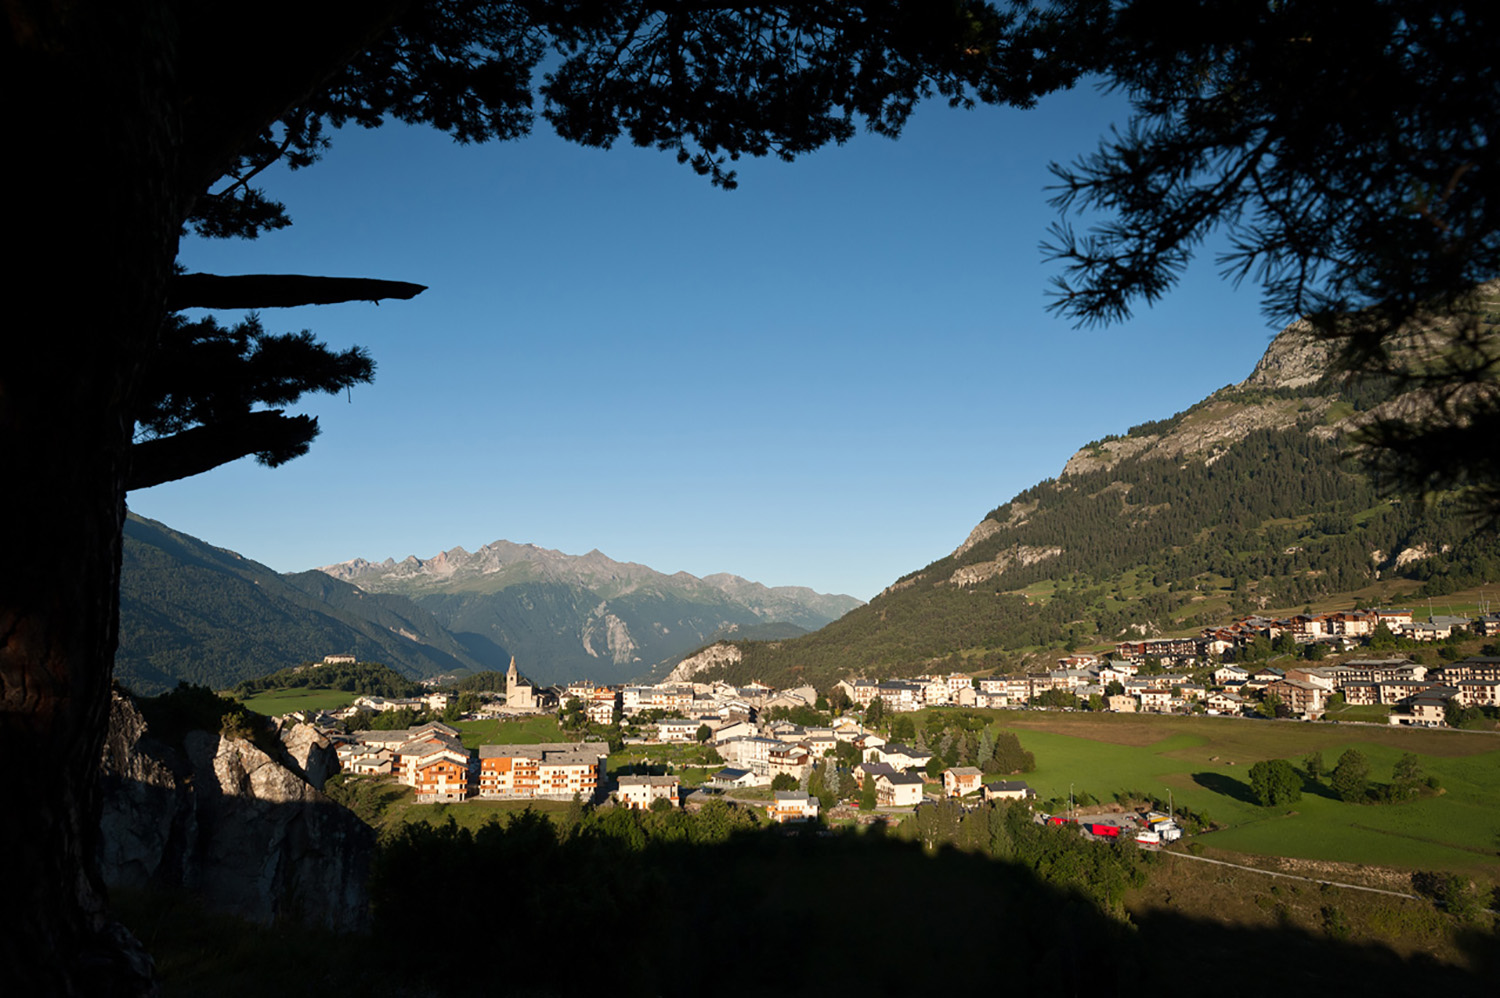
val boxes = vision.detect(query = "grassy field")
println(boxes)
[237,688,357,716]
[453,716,566,748]
[1325,703,1392,723]
[967,710,1500,878]
[346,778,574,836]
[607,743,725,786]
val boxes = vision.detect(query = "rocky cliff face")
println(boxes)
[665,642,743,683]
[98,694,373,932]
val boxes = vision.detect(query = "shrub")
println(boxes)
[1249,758,1302,807]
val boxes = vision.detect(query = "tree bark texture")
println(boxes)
[2,3,417,991]
[1,4,177,994]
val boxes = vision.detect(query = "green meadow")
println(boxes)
[452,716,566,748]
[606,742,725,786]
[972,710,1500,878]
[237,687,358,716]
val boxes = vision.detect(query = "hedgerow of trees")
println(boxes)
[233,661,421,699]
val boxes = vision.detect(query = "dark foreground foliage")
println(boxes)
[357,801,1495,997]
[134,682,276,756]
[117,792,1498,998]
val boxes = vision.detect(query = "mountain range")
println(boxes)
[119,309,1497,698]
[316,541,862,684]
[668,318,1500,688]
[115,517,862,694]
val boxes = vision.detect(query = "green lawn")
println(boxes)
[1326,703,1392,723]
[237,688,357,717]
[453,716,566,749]
[974,710,1500,877]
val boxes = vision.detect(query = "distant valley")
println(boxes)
[116,518,861,694]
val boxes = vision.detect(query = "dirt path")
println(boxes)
[1163,849,1423,900]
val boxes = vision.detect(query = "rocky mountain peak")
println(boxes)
[1240,320,1337,391]
[1056,320,1339,480]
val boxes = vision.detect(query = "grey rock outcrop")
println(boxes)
[1242,320,1335,390]
[98,694,196,892]
[98,694,373,932]
[949,544,1064,587]
[278,721,337,790]
[665,641,743,683]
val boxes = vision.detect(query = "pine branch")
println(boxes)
[128,410,318,491]
[168,273,426,309]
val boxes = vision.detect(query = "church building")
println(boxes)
[505,657,537,711]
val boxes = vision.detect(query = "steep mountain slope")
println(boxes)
[690,321,1500,688]
[319,541,863,685]
[117,516,489,694]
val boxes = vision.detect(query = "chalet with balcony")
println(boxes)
[1266,678,1328,717]
[875,772,924,808]
[942,767,984,798]
[767,791,820,824]
[409,745,471,802]
[477,742,606,801]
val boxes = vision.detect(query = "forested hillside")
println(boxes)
[117,516,489,694]
[693,323,1500,688]
[231,660,421,699]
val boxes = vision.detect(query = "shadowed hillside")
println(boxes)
[117,516,489,693]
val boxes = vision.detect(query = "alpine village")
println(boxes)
[99,314,1500,997]
[17,6,1500,996]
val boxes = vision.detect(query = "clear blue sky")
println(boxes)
[132,83,1277,602]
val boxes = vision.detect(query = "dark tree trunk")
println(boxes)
[2,2,416,990]
[1,4,178,993]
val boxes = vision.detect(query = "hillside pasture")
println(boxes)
[237,687,357,717]
[965,710,1500,877]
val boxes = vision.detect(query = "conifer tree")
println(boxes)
[1331,749,1372,803]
